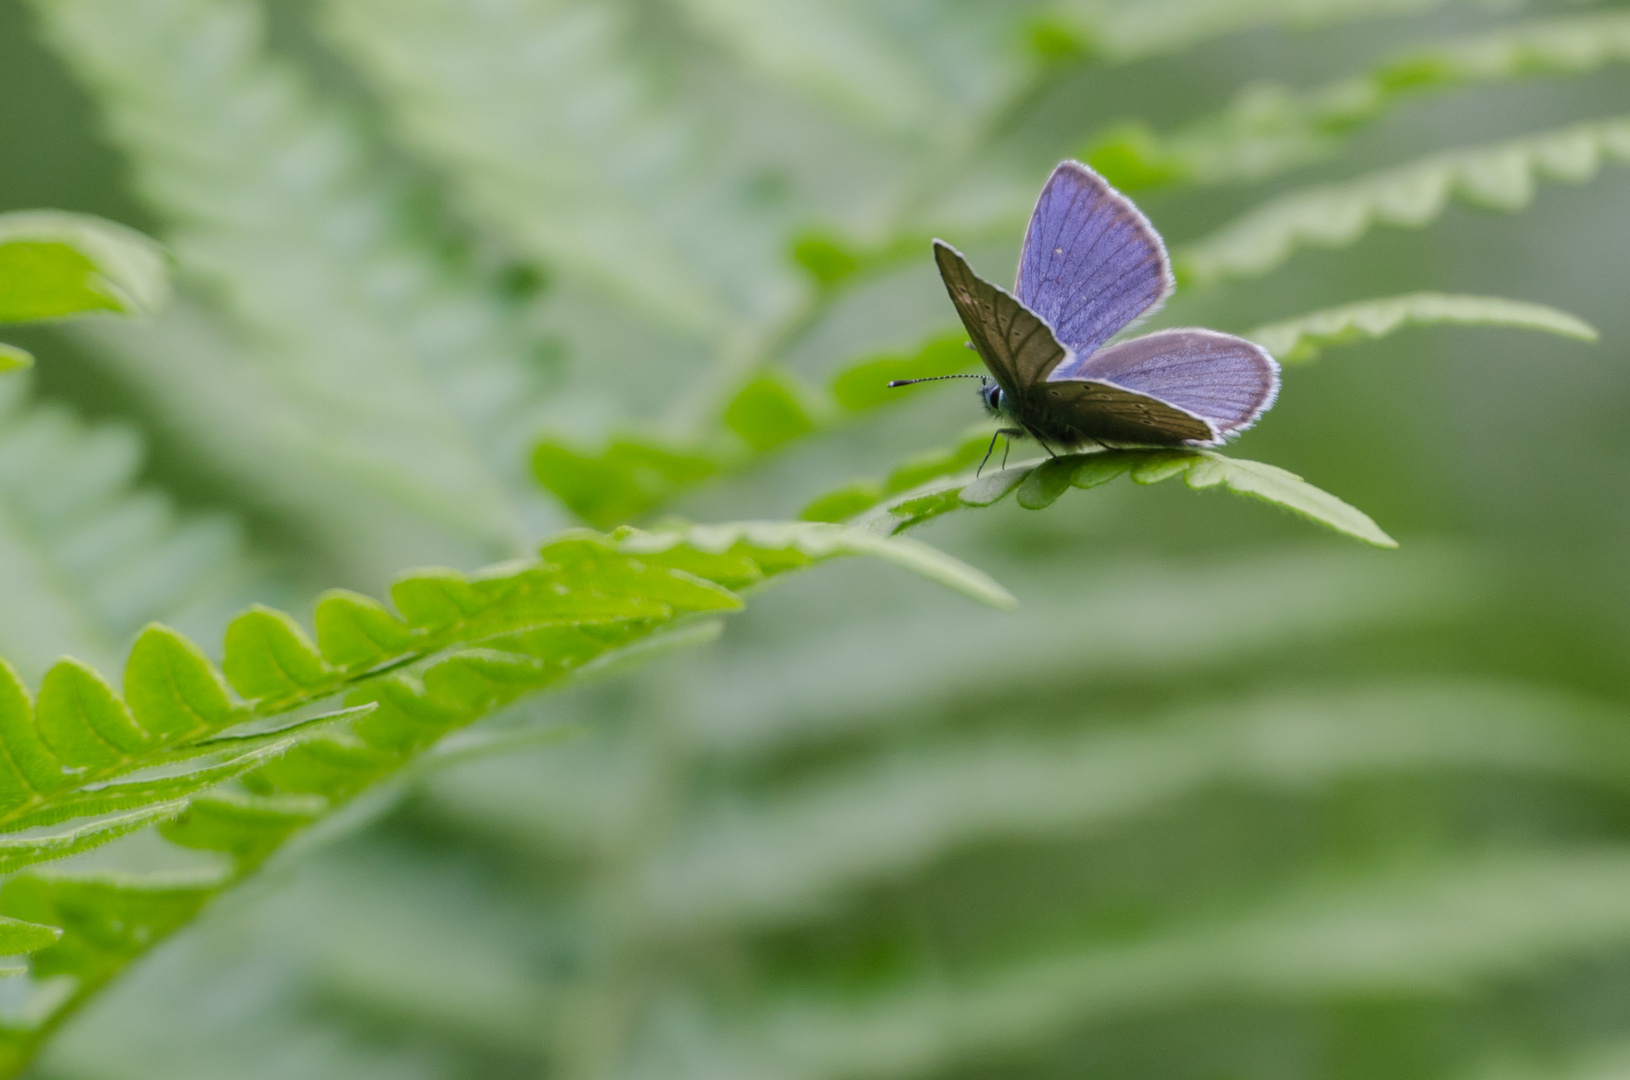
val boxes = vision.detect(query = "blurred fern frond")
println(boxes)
[0,521,997,1068]
[25,0,557,560]
[1178,117,1630,285]
[1088,12,1630,190]
[1248,292,1597,362]
[0,376,246,679]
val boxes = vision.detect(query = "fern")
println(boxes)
[0,209,169,373]
[1247,292,1598,362]
[0,376,248,680]
[317,0,805,342]
[645,681,1630,930]
[0,211,167,326]
[24,0,554,557]
[1047,0,1492,62]
[9,2,1630,1078]
[1178,116,1630,284]
[1088,12,1630,189]
[534,331,973,527]
[842,448,1397,547]
[723,848,1630,1080]
[0,520,1000,1064]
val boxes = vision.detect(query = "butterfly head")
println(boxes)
[978,378,1004,417]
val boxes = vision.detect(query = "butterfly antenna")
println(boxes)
[887,374,988,388]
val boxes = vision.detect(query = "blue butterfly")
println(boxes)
[894,160,1280,460]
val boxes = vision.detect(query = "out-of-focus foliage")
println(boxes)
[0,520,1003,1072]
[1247,292,1598,363]
[0,208,169,372]
[2,0,1630,1078]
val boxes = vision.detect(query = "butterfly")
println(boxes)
[891,160,1280,469]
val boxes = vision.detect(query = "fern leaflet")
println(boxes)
[0,520,1002,1066]
[801,445,1395,547]
[725,849,1630,1080]
[1088,13,1630,190]
[533,330,975,528]
[1047,0,1483,63]
[1247,293,1598,362]
[0,211,168,325]
[1177,116,1630,285]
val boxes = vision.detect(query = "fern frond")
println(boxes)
[1247,293,1598,362]
[0,869,223,1070]
[643,681,1630,931]
[534,331,974,528]
[0,520,1001,1061]
[661,0,1037,140]
[0,376,246,679]
[1177,117,1630,285]
[1047,0,1483,63]
[27,0,550,551]
[836,447,1394,547]
[0,211,168,324]
[317,0,795,341]
[663,0,942,136]
[731,849,1630,1079]
[1089,13,1630,190]
[1467,1040,1630,1080]
[653,544,1473,763]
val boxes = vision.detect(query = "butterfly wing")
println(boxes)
[934,240,1069,392]
[1032,379,1217,444]
[1053,328,1280,440]
[1016,161,1174,360]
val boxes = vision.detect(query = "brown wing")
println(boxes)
[1029,379,1218,445]
[933,240,1068,392]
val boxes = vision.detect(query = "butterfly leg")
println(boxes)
[976,430,1001,477]
[978,428,1027,477]
[1025,428,1059,458]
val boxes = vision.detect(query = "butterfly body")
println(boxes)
[916,161,1280,450]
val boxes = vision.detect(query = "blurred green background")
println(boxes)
[6,0,1630,1077]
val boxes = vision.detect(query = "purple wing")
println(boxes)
[1053,328,1280,440]
[1016,161,1174,360]
[933,240,1071,390]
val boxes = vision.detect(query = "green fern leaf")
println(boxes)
[0,869,222,1068]
[0,804,188,876]
[829,332,974,412]
[123,626,241,742]
[533,329,981,528]
[1090,13,1630,189]
[1051,0,1480,63]
[0,211,168,324]
[730,849,1630,1078]
[722,370,826,454]
[0,517,1004,1056]
[615,521,1017,608]
[645,682,1630,931]
[0,378,248,680]
[317,0,786,338]
[220,607,334,704]
[0,344,32,373]
[0,914,60,962]
[1248,293,1599,362]
[26,0,551,553]
[664,0,941,134]
[844,448,1394,546]
[1177,116,1630,285]
[309,591,415,673]
[158,791,326,863]
[531,438,721,531]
